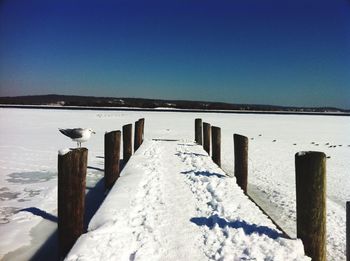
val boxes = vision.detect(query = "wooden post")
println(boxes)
[203,122,211,155]
[295,151,326,261]
[347,201,350,261]
[234,134,248,193]
[134,120,142,151]
[122,124,132,164]
[211,126,221,167]
[139,118,145,144]
[58,148,87,258]
[195,118,202,145]
[104,130,121,190]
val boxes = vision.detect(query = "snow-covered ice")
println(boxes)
[0,108,349,260]
[66,140,308,261]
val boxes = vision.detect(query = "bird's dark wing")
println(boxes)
[59,128,84,139]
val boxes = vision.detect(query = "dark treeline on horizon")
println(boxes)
[0,94,348,113]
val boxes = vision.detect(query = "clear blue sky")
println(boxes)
[1,0,349,108]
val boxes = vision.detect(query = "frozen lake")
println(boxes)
[0,108,349,260]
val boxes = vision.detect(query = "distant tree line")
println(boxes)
[0,94,347,113]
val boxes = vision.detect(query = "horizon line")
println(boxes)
[0,93,349,111]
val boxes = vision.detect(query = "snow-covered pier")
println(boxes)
[65,139,309,260]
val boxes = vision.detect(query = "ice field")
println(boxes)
[0,108,349,260]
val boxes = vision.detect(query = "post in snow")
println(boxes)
[139,118,145,144]
[195,118,203,145]
[134,120,142,152]
[104,130,121,191]
[347,201,350,261]
[203,122,211,155]
[122,124,132,165]
[211,126,221,167]
[234,134,248,194]
[58,148,88,259]
[295,151,326,261]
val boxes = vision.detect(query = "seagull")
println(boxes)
[59,128,96,147]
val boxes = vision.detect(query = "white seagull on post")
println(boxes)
[59,128,96,147]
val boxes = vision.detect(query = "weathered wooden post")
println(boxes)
[58,148,88,258]
[134,120,142,151]
[234,134,248,193]
[295,151,326,261]
[211,126,221,167]
[122,124,132,164]
[195,118,203,145]
[347,201,350,261]
[139,118,145,144]
[104,130,121,190]
[203,122,211,155]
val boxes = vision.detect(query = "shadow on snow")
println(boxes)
[87,165,104,172]
[190,214,285,240]
[181,170,226,178]
[20,208,58,223]
[175,152,207,157]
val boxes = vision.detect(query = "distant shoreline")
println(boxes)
[1,104,349,116]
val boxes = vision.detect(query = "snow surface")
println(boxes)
[66,140,308,261]
[0,108,349,260]
[58,148,71,155]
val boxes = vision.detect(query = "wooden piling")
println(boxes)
[122,124,132,164]
[104,130,121,190]
[134,120,142,151]
[347,201,350,261]
[234,134,248,193]
[139,118,145,144]
[195,118,203,145]
[203,122,211,155]
[295,151,326,261]
[58,148,88,258]
[211,126,221,167]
